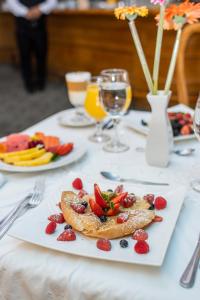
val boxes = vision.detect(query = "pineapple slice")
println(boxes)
[0,147,40,159]
[14,152,54,167]
[4,149,46,164]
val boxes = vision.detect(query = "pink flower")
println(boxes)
[151,0,166,5]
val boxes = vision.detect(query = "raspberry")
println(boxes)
[57,229,76,241]
[153,215,163,222]
[48,213,65,224]
[71,203,85,214]
[154,196,167,210]
[117,213,129,224]
[72,178,83,190]
[45,221,57,234]
[120,194,136,208]
[114,185,124,194]
[96,239,111,251]
[132,229,148,241]
[143,194,154,204]
[78,189,88,198]
[134,241,149,254]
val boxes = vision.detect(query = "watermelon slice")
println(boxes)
[6,134,30,152]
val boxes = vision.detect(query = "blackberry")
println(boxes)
[148,203,155,210]
[99,215,107,223]
[64,224,72,230]
[120,239,128,248]
[107,189,113,193]
[81,201,88,208]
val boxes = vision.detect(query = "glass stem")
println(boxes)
[95,121,102,137]
[112,118,120,146]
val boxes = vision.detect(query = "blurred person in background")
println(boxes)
[6,0,57,93]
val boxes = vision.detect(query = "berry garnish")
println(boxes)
[153,215,163,222]
[78,189,88,198]
[72,178,83,190]
[64,224,72,230]
[132,229,148,241]
[120,239,128,248]
[134,241,149,254]
[81,201,88,208]
[114,185,124,194]
[117,213,129,224]
[57,229,76,241]
[99,215,107,222]
[120,194,136,208]
[45,221,57,234]
[148,203,155,210]
[48,213,65,224]
[143,194,155,204]
[154,196,167,210]
[89,199,104,217]
[71,203,85,214]
[96,239,111,251]
[94,184,108,208]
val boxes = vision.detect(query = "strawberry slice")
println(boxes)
[56,143,73,156]
[48,213,65,224]
[112,192,128,205]
[94,184,108,208]
[57,229,76,241]
[107,203,120,216]
[89,198,104,217]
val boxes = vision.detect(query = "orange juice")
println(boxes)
[85,84,107,121]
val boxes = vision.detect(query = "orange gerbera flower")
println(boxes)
[156,0,200,30]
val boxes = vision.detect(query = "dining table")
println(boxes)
[0,107,199,300]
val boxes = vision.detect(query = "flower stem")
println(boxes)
[152,4,165,95]
[128,20,153,93]
[165,28,182,94]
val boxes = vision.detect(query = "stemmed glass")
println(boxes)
[100,69,132,114]
[191,93,200,192]
[99,71,130,152]
[84,76,110,143]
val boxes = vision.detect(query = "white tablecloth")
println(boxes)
[0,109,200,300]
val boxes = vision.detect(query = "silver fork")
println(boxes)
[180,233,200,288]
[0,178,45,240]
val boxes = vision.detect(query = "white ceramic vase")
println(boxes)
[145,90,173,167]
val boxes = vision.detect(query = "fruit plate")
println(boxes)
[8,179,186,267]
[124,104,195,142]
[0,141,87,173]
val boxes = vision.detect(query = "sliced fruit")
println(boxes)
[114,184,124,194]
[106,203,120,216]
[94,184,108,208]
[56,143,73,156]
[89,198,104,217]
[0,147,39,159]
[48,213,65,224]
[112,192,128,205]
[6,134,30,152]
[96,239,111,251]
[45,221,57,234]
[0,142,7,153]
[4,148,46,163]
[57,229,76,241]
[13,152,53,167]
[153,215,163,222]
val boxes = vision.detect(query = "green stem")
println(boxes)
[164,28,182,94]
[152,4,165,95]
[128,20,153,93]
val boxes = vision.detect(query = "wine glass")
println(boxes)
[100,69,132,113]
[65,71,91,123]
[99,71,130,152]
[191,93,200,192]
[84,76,110,143]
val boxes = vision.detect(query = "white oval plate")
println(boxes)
[0,142,87,173]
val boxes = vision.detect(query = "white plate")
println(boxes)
[9,181,186,266]
[125,104,195,142]
[58,109,95,128]
[0,142,87,173]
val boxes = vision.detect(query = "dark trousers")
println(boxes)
[16,16,47,89]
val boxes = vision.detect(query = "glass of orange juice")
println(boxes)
[100,69,132,113]
[85,76,110,143]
